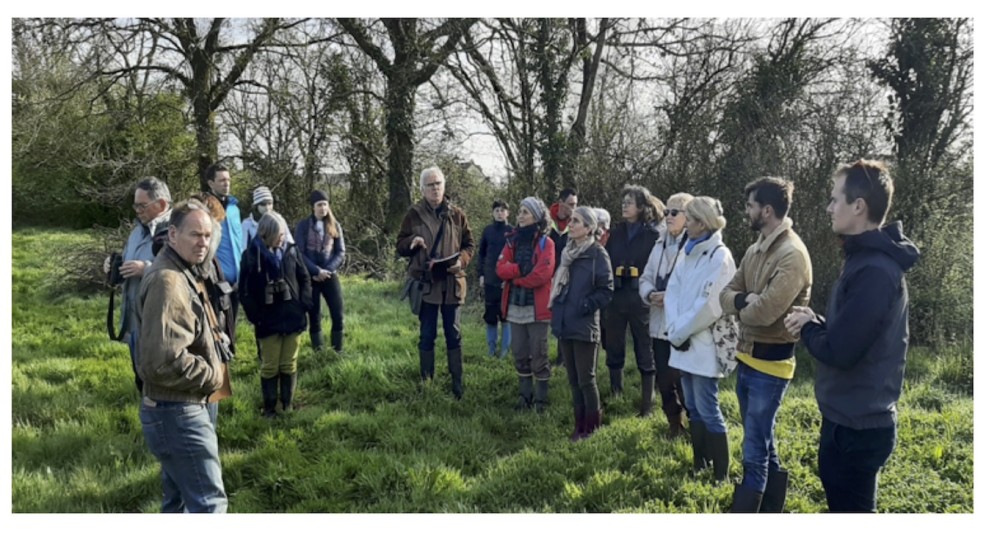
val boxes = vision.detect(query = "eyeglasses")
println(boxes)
[621,200,636,207]
[666,209,685,217]
[133,201,152,211]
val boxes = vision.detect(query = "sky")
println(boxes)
[2,0,994,531]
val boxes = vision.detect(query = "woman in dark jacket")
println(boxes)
[496,197,556,412]
[293,190,346,352]
[602,184,664,413]
[478,200,514,358]
[549,207,614,441]
[240,211,312,418]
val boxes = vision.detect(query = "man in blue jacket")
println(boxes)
[785,159,920,513]
[204,162,246,346]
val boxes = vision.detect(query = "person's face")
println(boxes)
[269,229,286,249]
[256,201,273,217]
[133,188,164,225]
[567,211,591,241]
[558,195,578,219]
[313,200,329,219]
[208,170,231,197]
[169,210,213,265]
[493,206,509,223]
[664,202,687,237]
[685,215,707,239]
[828,173,862,235]
[422,175,445,205]
[517,206,536,227]
[621,194,639,222]
[746,191,766,232]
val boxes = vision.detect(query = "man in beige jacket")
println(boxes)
[720,177,812,513]
[137,199,227,513]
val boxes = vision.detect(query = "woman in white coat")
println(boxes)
[664,196,737,482]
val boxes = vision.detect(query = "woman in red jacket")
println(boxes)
[497,197,557,412]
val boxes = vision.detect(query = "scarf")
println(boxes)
[549,237,595,308]
[253,235,284,281]
[514,224,539,277]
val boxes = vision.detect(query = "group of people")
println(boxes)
[105,165,349,512]
[110,158,919,515]
[401,162,918,515]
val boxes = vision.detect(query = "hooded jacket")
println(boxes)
[801,221,920,430]
[665,230,737,378]
[396,197,475,306]
[550,242,614,342]
[497,228,555,321]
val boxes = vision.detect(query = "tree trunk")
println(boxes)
[384,71,417,234]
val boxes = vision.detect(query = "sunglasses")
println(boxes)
[666,209,685,217]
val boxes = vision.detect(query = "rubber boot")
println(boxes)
[690,420,709,471]
[638,373,655,417]
[706,431,731,483]
[515,375,533,411]
[729,483,764,513]
[609,368,624,398]
[310,330,323,351]
[279,372,297,412]
[534,379,549,414]
[419,349,435,381]
[331,330,343,352]
[570,404,586,442]
[486,324,498,357]
[666,412,688,439]
[580,408,603,440]
[261,376,279,419]
[758,469,789,513]
[499,322,512,359]
[447,347,464,400]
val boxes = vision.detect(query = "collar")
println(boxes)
[756,218,793,253]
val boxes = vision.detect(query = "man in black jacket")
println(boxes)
[478,200,514,357]
[785,160,920,513]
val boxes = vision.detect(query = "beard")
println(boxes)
[749,213,765,232]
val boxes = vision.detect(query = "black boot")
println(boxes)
[638,373,655,417]
[260,375,279,419]
[690,420,708,471]
[534,379,549,414]
[666,412,688,439]
[310,330,323,351]
[730,482,764,513]
[706,431,731,483]
[515,376,533,411]
[570,404,586,442]
[331,330,343,352]
[759,469,789,513]
[447,347,464,400]
[609,368,624,398]
[279,372,297,412]
[419,350,435,381]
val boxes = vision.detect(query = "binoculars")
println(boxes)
[655,273,668,292]
[614,266,640,290]
[264,280,292,305]
[108,253,125,286]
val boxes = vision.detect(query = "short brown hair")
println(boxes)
[836,160,894,225]
[744,176,794,219]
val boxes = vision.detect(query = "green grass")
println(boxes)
[11,227,974,513]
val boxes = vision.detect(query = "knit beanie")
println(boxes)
[309,190,329,206]
[520,196,546,224]
[252,186,274,206]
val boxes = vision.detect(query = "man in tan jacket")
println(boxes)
[720,177,812,513]
[137,199,227,512]
[396,166,475,399]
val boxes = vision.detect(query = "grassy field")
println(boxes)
[10,227,974,513]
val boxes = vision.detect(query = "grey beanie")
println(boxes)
[520,196,546,224]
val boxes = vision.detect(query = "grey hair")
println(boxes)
[574,206,601,237]
[136,176,172,203]
[594,208,611,231]
[258,211,289,246]
[419,166,446,188]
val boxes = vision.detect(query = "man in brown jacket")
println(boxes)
[136,199,227,513]
[397,166,475,399]
[719,177,812,513]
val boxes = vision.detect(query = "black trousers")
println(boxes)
[602,303,654,374]
[308,274,344,334]
[818,417,897,512]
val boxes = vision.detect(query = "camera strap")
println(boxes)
[106,288,125,341]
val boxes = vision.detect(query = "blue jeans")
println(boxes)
[819,417,896,512]
[419,302,462,351]
[681,372,726,434]
[735,362,790,492]
[140,400,227,513]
